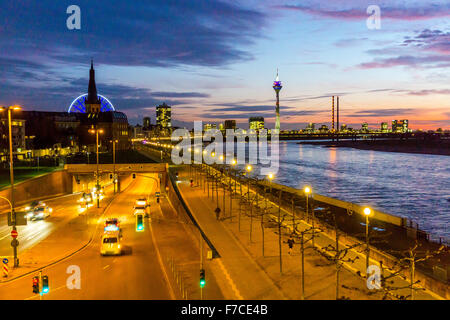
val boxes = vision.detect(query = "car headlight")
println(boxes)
[25,206,30,211]
[49,208,53,212]
[38,212,44,217]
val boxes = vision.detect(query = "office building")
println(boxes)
[224,120,236,130]
[392,120,409,133]
[249,117,265,131]
[156,103,172,129]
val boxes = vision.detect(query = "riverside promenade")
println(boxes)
[137,143,448,300]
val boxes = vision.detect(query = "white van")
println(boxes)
[100,231,121,256]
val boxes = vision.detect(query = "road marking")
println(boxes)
[24,284,67,300]
[103,265,110,270]
[216,258,243,300]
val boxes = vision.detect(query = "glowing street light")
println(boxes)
[89,127,104,208]
[110,139,118,194]
[0,105,22,267]
[304,186,315,246]
[364,207,372,274]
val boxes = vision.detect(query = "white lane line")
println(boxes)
[103,265,110,270]
[216,258,243,300]
[24,284,67,300]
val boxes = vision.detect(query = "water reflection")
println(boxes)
[253,141,450,238]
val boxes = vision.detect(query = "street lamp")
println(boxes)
[304,186,311,222]
[0,105,21,267]
[110,139,118,194]
[364,207,372,275]
[89,127,104,208]
[304,186,316,246]
[246,165,252,203]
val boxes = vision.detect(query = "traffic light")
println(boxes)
[132,173,136,179]
[42,275,49,294]
[136,214,144,231]
[32,276,39,294]
[200,269,205,288]
[109,173,113,179]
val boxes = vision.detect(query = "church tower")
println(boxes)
[85,60,101,116]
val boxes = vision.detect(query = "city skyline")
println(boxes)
[0,0,449,130]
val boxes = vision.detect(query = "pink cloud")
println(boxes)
[275,3,450,21]
[357,55,450,69]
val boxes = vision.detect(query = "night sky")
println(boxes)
[0,0,449,130]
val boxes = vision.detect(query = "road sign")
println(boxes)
[2,259,8,278]
[11,239,19,247]
[11,230,18,239]
[2,258,8,264]
[7,211,27,226]
[155,192,160,197]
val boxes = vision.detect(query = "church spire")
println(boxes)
[86,59,100,105]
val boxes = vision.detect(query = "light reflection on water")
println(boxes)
[249,141,450,239]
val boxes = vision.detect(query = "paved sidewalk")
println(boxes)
[177,167,442,300]
[176,170,287,300]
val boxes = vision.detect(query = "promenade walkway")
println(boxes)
[176,166,443,300]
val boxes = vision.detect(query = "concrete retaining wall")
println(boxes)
[0,170,72,210]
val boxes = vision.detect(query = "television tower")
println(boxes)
[273,69,282,132]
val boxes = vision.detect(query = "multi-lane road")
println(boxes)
[0,176,184,299]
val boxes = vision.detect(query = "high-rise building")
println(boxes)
[392,120,409,133]
[249,117,264,131]
[381,122,388,133]
[305,123,315,134]
[143,117,151,129]
[319,125,329,133]
[156,103,171,129]
[203,123,217,131]
[361,122,369,132]
[224,120,236,130]
[273,70,282,131]
[340,124,347,132]
[0,118,26,152]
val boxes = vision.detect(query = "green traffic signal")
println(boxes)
[136,214,144,231]
[42,275,49,294]
[200,269,205,288]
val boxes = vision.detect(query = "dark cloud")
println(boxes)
[402,29,450,54]
[0,0,265,68]
[405,89,450,96]
[345,108,416,118]
[151,92,210,98]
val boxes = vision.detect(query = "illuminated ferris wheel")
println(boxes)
[68,94,115,113]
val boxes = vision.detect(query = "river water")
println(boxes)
[243,140,450,240]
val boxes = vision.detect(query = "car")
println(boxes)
[104,218,120,232]
[26,203,52,220]
[91,187,105,201]
[100,231,121,256]
[134,198,148,207]
[134,198,149,216]
[78,193,93,213]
